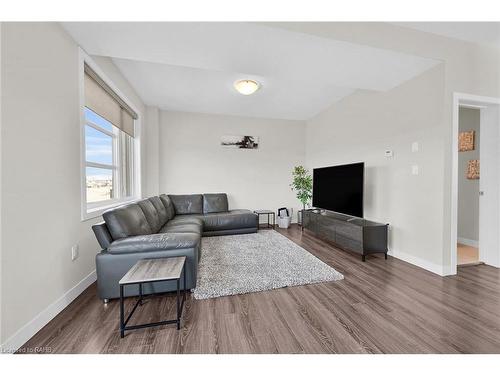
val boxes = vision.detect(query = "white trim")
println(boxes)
[451,93,500,276]
[450,93,460,276]
[83,197,140,221]
[389,250,445,276]
[85,120,115,138]
[460,104,488,110]
[0,270,97,353]
[79,48,142,221]
[457,237,479,248]
[86,161,115,170]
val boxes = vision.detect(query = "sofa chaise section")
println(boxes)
[166,193,258,236]
[94,199,201,299]
[96,232,200,299]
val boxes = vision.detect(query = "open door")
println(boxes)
[479,104,500,267]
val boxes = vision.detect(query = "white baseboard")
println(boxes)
[457,237,479,248]
[389,250,445,276]
[1,270,96,353]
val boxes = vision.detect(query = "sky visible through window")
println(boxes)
[85,108,114,179]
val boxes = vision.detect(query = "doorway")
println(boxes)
[451,93,500,274]
[456,106,480,266]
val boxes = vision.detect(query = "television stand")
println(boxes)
[302,209,388,261]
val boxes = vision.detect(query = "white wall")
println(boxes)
[306,65,446,273]
[159,110,306,221]
[0,23,145,349]
[457,107,480,243]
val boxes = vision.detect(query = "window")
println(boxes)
[82,62,139,219]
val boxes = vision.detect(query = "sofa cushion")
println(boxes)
[102,203,152,240]
[201,209,257,231]
[203,193,229,214]
[166,215,204,227]
[159,194,175,220]
[169,194,203,215]
[148,196,168,226]
[107,233,200,254]
[137,199,162,233]
[159,222,203,235]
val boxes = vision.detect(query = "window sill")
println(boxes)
[81,197,140,222]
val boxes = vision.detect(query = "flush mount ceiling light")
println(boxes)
[234,79,260,95]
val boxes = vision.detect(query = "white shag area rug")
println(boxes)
[193,230,344,299]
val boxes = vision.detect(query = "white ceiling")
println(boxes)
[395,22,500,48]
[62,22,440,120]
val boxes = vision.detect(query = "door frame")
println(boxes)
[451,92,500,274]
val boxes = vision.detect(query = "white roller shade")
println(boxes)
[84,72,121,127]
[121,108,135,139]
[84,64,137,137]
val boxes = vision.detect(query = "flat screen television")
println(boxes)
[312,162,364,218]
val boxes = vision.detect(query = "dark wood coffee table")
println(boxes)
[118,256,186,338]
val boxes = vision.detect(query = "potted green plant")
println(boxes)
[290,166,313,224]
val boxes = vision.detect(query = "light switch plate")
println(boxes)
[71,244,79,261]
[385,150,393,158]
[412,165,419,175]
[411,142,419,152]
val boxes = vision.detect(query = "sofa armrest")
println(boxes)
[92,222,113,250]
[107,233,200,254]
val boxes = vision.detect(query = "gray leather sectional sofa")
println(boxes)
[92,193,258,300]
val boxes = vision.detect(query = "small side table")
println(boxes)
[254,210,275,229]
[119,256,186,338]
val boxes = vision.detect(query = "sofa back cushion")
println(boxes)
[169,194,203,215]
[148,196,169,226]
[203,193,229,214]
[102,203,152,240]
[137,199,163,233]
[159,194,175,220]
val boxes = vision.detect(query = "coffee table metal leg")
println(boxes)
[183,265,187,302]
[139,283,143,305]
[176,278,180,330]
[120,285,124,338]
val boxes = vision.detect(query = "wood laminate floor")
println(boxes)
[457,243,480,265]
[20,225,500,354]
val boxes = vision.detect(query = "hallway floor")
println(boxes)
[457,243,479,265]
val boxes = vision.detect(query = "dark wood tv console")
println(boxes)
[302,209,388,261]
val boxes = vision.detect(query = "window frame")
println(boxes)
[79,49,142,221]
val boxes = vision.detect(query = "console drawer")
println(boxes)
[302,210,388,261]
[335,234,363,254]
[335,222,362,239]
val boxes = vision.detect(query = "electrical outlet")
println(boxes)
[411,142,419,153]
[71,244,79,261]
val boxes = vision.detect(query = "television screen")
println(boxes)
[312,162,364,217]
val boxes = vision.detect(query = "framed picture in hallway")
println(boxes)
[467,159,480,179]
[459,130,475,152]
[221,135,259,149]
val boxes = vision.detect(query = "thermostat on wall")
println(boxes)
[384,150,393,158]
